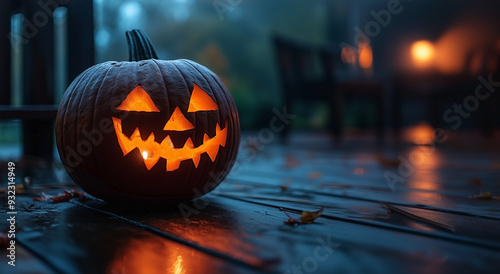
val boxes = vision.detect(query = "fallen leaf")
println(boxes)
[353,167,364,175]
[33,189,86,203]
[300,206,324,223]
[285,155,300,168]
[471,178,482,187]
[279,178,292,192]
[471,192,493,200]
[0,232,8,248]
[308,172,322,179]
[280,206,324,225]
[374,153,400,167]
[279,185,288,192]
[491,161,500,170]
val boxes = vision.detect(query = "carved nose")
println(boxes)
[163,107,194,131]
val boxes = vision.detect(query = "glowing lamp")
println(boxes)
[55,30,240,202]
[358,43,373,69]
[411,40,434,67]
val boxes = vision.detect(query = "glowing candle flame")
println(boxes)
[142,151,148,159]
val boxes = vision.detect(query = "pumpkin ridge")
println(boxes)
[74,65,108,173]
[57,66,94,170]
[88,64,116,179]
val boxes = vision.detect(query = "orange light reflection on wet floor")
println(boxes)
[403,146,447,207]
[107,237,223,274]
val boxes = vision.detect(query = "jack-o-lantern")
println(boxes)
[55,30,240,202]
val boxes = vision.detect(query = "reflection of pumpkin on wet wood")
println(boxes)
[56,29,240,202]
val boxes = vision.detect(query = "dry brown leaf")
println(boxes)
[471,178,482,187]
[279,178,292,192]
[353,168,364,175]
[491,161,500,170]
[280,206,324,225]
[374,153,400,167]
[471,192,493,200]
[0,232,8,248]
[285,155,300,168]
[300,206,324,223]
[279,185,288,192]
[33,189,86,203]
[308,172,322,179]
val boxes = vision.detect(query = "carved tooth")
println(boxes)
[216,123,221,132]
[166,159,181,172]
[145,132,155,143]
[206,145,219,162]
[143,156,160,170]
[192,153,201,168]
[203,133,210,143]
[183,137,194,149]
[131,127,141,140]
[160,135,174,148]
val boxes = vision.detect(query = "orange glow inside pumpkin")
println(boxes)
[116,85,160,112]
[113,83,228,172]
[164,107,195,131]
[188,84,219,112]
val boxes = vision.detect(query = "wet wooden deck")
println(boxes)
[1,133,500,273]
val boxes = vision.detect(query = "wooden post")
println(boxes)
[67,0,94,82]
[0,1,13,105]
[21,0,55,162]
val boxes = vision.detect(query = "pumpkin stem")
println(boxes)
[126,29,158,61]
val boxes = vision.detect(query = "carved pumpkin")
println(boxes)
[55,30,240,202]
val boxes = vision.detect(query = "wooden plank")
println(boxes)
[2,137,499,273]
[0,105,58,120]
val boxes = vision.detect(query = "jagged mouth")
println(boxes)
[112,117,228,172]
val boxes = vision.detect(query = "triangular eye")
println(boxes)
[116,85,160,112]
[188,83,218,112]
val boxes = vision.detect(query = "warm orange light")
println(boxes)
[188,83,219,112]
[403,122,435,145]
[341,47,356,64]
[411,40,434,65]
[113,84,227,172]
[164,107,195,131]
[172,255,185,274]
[358,43,373,69]
[112,118,227,171]
[116,85,160,112]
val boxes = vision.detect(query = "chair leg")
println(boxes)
[331,94,343,144]
[281,99,292,143]
[376,92,385,144]
[393,89,402,139]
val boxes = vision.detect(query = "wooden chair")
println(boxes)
[0,0,94,162]
[273,35,385,143]
[273,35,340,142]
[393,46,500,136]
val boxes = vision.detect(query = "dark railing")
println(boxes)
[0,0,94,162]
